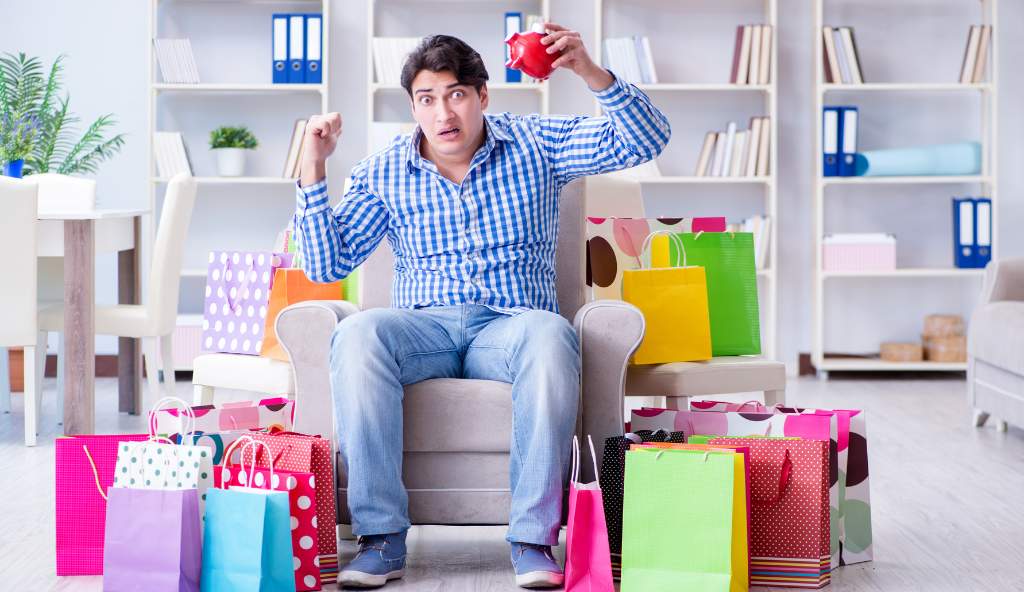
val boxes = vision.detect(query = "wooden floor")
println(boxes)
[3,375,1024,591]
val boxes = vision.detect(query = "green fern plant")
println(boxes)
[0,52,126,175]
[209,126,258,150]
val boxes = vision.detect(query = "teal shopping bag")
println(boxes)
[201,486,296,592]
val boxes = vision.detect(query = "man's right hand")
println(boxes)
[300,112,343,188]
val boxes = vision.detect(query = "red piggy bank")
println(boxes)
[505,27,559,81]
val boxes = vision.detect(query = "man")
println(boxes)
[294,25,669,589]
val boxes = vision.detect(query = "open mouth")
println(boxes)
[438,127,461,139]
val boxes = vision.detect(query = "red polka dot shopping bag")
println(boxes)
[244,431,339,585]
[215,437,322,591]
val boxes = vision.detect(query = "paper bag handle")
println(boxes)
[752,449,793,507]
[148,396,196,440]
[238,439,276,491]
[638,230,687,269]
[83,445,108,501]
[571,435,600,486]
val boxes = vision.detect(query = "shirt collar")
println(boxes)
[406,114,513,173]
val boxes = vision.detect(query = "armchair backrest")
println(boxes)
[357,178,587,321]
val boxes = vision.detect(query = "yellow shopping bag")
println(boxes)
[622,231,712,364]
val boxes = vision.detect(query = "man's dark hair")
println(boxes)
[401,35,489,97]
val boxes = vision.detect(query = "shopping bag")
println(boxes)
[202,250,293,355]
[246,431,339,584]
[215,437,322,591]
[113,398,214,521]
[586,216,726,300]
[102,487,202,592]
[600,430,685,581]
[150,395,295,439]
[202,439,297,592]
[55,433,149,575]
[620,447,745,592]
[710,437,832,588]
[622,231,712,364]
[690,400,770,413]
[565,436,614,592]
[261,268,345,361]
[673,232,761,356]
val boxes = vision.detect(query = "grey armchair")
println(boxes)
[274,178,644,526]
[968,257,1024,431]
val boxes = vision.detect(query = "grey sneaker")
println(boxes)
[338,531,407,589]
[510,542,564,589]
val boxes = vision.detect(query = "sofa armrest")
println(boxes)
[275,300,360,442]
[980,257,1024,304]
[574,299,645,482]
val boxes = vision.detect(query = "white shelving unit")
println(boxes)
[366,0,551,149]
[811,0,997,376]
[148,0,330,370]
[594,0,779,360]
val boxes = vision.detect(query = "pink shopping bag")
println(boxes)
[55,434,149,575]
[565,435,615,592]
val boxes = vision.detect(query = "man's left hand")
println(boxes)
[541,23,614,91]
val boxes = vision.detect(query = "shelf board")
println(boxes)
[639,176,770,185]
[818,358,966,372]
[153,83,325,94]
[154,176,297,185]
[821,82,992,93]
[372,82,546,92]
[636,83,772,92]
[822,268,985,279]
[822,175,991,186]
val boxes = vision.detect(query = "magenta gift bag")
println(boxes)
[55,434,150,576]
[202,250,292,355]
[565,435,615,592]
[102,487,202,592]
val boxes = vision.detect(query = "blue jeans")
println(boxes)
[329,304,581,546]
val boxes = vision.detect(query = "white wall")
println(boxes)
[4,0,1021,369]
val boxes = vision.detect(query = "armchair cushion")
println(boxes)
[969,301,1024,375]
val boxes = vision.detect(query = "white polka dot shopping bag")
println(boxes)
[214,437,322,591]
[201,250,293,355]
[112,397,214,521]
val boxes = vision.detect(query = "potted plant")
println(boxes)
[1,53,126,177]
[210,126,258,177]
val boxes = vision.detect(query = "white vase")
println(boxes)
[213,148,248,177]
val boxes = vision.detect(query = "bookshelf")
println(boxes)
[594,0,779,360]
[366,0,551,154]
[148,0,331,370]
[811,0,998,376]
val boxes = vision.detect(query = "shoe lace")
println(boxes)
[356,535,388,556]
[516,543,554,561]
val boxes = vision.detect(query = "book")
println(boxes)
[730,131,747,177]
[282,119,307,178]
[822,27,842,84]
[960,25,981,84]
[720,121,737,177]
[154,132,192,177]
[711,131,727,177]
[748,25,762,85]
[372,37,421,85]
[695,132,717,177]
[971,25,992,83]
[745,117,763,177]
[839,28,863,84]
[756,117,771,177]
[736,26,752,85]
[833,28,853,84]
[758,25,773,85]
[730,26,745,84]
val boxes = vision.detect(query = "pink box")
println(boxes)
[823,234,896,272]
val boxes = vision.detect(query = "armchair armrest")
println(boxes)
[980,257,1024,304]
[275,300,360,440]
[574,299,645,482]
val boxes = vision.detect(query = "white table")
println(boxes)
[39,207,148,435]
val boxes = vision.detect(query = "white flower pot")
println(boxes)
[213,148,248,177]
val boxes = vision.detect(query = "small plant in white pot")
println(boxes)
[210,125,257,176]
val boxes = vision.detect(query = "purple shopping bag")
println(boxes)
[201,250,292,355]
[102,487,202,592]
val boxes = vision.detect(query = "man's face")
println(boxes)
[410,69,488,163]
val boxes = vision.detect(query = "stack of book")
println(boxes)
[694,117,771,178]
[730,25,773,85]
[154,39,200,84]
[727,215,772,270]
[372,38,422,85]
[602,37,658,85]
[154,132,193,177]
[959,25,992,84]
[821,27,864,84]
[271,13,323,84]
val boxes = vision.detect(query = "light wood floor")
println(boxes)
[3,375,1023,591]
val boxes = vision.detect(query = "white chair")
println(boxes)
[191,353,294,405]
[40,173,198,409]
[0,177,44,445]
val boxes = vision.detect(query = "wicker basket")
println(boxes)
[923,335,967,363]
[881,342,924,362]
[923,314,965,338]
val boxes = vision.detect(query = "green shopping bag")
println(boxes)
[621,447,743,592]
[663,232,761,356]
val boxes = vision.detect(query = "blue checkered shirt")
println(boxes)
[294,73,670,313]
